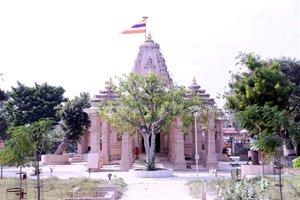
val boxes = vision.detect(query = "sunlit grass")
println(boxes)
[0,176,127,200]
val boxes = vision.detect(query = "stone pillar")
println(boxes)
[206,112,218,168]
[218,119,225,152]
[77,140,83,154]
[160,133,164,154]
[120,132,133,170]
[173,117,186,170]
[216,118,225,156]
[86,109,103,171]
[101,121,110,164]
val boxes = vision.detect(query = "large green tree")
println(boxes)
[54,93,91,155]
[226,54,293,111]
[225,54,298,200]
[5,82,66,126]
[272,58,300,153]
[98,73,204,170]
[225,53,296,155]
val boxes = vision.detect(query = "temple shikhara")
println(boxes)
[74,34,227,171]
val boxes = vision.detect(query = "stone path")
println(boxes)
[120,173,196,200]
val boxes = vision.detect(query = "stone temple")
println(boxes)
[74,34,226,171]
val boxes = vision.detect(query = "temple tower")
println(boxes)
[132,34,173,85]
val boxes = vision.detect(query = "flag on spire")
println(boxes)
[121,19,146,34]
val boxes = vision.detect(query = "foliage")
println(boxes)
[293,157,300,169]
[0,119,55,165]
[225,53,297,200]
[226,53,293,112]
[0,76,9,140]
[0,73,8,102]
[28,119,55,157]
[54,93,91,154]
[235,105,288,136]
[0,111,9,141]
[225,53,296,142]
[0,87,8,102]
[187,176,300,200]
[0,126,35,167]
[216,177,270,200]
[98,73,204,170]
[5,82,66,126]
[255,133,282,157]
[273,57,300,152]
[274,57,300,96]
[60,93,91,141]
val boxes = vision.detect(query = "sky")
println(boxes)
[0,0,299,109]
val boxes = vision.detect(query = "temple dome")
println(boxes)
[132,34,173,85]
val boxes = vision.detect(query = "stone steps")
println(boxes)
[71,154,83,162]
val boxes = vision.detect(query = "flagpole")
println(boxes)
[143,16,148,41]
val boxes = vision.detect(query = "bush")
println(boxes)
[293,157,300,169]
[216,177,270,200]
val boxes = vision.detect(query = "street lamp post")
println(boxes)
[194,112,199,179]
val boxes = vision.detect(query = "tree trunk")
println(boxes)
[149,127,156,170]
[19,166,22,200]
[276,156,283,200]
[54,141,70,155]
[252,150,259,165]
[35,152,41,200]
[142,127,157,171]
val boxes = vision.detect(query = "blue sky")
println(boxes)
[0,0,299,108]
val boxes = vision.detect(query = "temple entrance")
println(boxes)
[141,133,160,153]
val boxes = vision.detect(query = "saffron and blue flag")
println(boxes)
[121,19,146,34]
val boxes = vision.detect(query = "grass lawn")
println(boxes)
[0,176,127,200]
[187,175,300,200]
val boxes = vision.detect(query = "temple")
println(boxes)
[74,34,226,171]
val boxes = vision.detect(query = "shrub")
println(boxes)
[293,157,300,169]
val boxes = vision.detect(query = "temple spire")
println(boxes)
[132,35,173,85]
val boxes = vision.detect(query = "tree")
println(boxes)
[54,93,91,155]
[255,133,284,200]
[98,73,202,170]
[226,53,294,132]
[225,53,296,200]
[225,53,295,163]
[0,119,54,200]
[226,53,293,112]
[0,125,35,198]
[272,57,300,154]
[28,119,54,200]
[5,82,66,126]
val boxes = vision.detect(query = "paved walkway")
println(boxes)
[1,163,231,200]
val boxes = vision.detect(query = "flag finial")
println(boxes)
[146,33,152,41]
[192,77,197,84]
